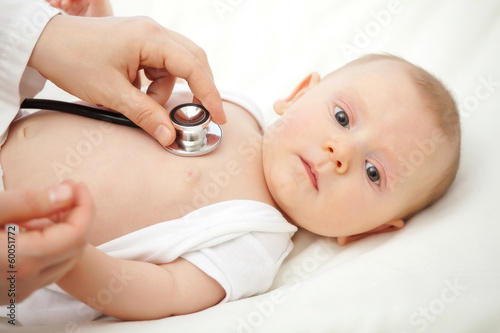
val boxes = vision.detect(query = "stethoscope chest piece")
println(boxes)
[164,103,223,157]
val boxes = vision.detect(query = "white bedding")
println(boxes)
[2,0,499,332]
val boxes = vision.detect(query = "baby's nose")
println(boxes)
[324,142,349,174]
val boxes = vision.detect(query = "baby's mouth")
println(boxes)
[300,157,318,191]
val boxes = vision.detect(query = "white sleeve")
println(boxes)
[0,0,59,145]
[181,230,294,303]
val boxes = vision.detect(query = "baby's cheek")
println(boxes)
[265,116,299,143]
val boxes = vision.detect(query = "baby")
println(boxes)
[0,0,460,327]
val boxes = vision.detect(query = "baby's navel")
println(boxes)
[17,126,38,140]
[184,166,201,184]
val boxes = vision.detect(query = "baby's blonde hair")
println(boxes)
[343,54,461,219]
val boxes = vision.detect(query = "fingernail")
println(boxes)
[154,124,172,146]
[49,184,72,204]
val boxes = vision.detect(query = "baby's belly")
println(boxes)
[0,110,269,245]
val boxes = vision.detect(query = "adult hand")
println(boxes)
[46,0,114,17]
[28,14,225,147]
[0,181,94,304]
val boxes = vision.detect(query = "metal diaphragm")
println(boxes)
[164,103,223,156]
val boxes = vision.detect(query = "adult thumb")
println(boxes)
[0,182,74,224]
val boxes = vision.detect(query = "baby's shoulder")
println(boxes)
[218,88,266,130]
[168,84,265,134]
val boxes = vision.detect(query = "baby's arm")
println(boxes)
[56,245,225,320]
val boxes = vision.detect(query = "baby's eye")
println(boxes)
[366,162,380,185]
[334,106,349,129]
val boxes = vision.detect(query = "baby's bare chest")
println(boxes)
[1,110,273,245]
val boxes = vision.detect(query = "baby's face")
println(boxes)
[262,60,450,238]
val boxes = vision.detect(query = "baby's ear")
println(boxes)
[273,72,321,115]
[336,219,405,246]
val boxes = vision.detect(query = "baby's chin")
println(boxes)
[281,212,334,237]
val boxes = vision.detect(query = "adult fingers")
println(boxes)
[165,29,215,79]
[14,246,84,302]
[0,182,74,225]
[18,182,95,267]
[18,218,55,231]
[137,27,225,125]
[47,182,95,248]
[144,67,176,107]
[106,76,176,147]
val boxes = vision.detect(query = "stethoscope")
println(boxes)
[20,99,223,157]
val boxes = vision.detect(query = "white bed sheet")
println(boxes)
[2,0,499,332]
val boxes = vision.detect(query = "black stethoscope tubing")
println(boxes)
[20,98,139,128]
